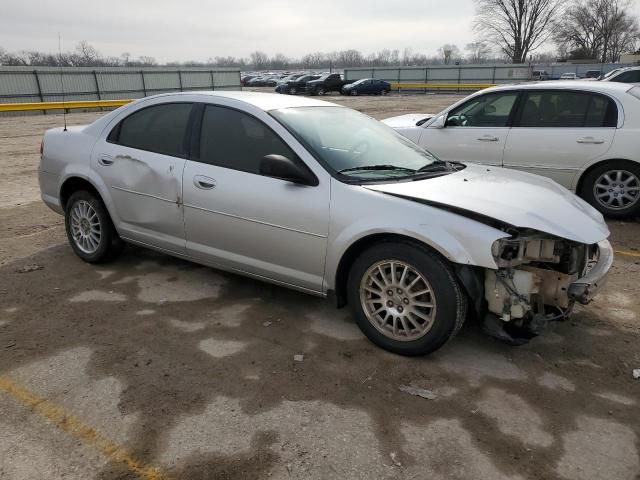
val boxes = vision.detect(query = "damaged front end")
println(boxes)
[482,231,614,345]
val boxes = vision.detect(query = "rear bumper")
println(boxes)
[568,240,614,304]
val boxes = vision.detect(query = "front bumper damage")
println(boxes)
[568,240,614,305]
[482,236,614,345]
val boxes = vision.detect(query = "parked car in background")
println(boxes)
[383,81,640,217]
[275,74,321,95]
[306,73,353,96]
[277,73,304,86]
[532,70,549,81]
[342,79,391,96]
[600,66,640,84]
[39,91,612,355]
[585,70,602,79]
[560,72,578,80]
[241,75,257,86]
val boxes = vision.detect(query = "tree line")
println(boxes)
[1,0,638,70]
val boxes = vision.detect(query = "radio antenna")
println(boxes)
[58,33,67,131]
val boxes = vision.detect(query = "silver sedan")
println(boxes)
[39,92,613,355]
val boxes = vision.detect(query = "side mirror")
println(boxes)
[259,154,318,186]
[430,114,446,129]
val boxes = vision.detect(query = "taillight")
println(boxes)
[40,140,43,155]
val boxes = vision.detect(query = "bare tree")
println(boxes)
[555,0,640,62]
[75,41,100,66]
[465,41,492,62]
[438,44,460,64]
[271,53,290,70]
[249,51,269,69]
[474,0,566,63]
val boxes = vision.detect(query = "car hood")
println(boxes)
[381,113,435,129]
[365,163,609,244]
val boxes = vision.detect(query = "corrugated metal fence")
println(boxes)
[344,63,631,91]
[0,66,241,115]
[344,65,533,88]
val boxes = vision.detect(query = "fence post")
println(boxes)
[178,70,183,92]
[140,71,147,97]
[492,66,497,84]
[33,70,46,115]
[210,70,215,91]
[424,67,428,94]
[93,70,101,100]
[458,66,461,93]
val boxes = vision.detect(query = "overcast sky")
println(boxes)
[1,0,639,62]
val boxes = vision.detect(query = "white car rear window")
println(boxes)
[628,86,640,100]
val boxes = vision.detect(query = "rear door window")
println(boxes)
[516,91,617,128]
[110,103,193,157]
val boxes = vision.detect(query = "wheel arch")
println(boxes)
[59,176,102,211]
[331,232,480,309]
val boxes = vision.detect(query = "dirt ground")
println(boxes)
[0,93,639,480]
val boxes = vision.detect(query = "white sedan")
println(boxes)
[383,81,640,217]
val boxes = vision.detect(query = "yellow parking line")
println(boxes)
[614,249,640,258]
[0,375,172,480]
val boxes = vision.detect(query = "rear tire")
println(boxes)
[580,160,640,218]
[64,190,123,263]
[350,90,358,96]
[289,87,297,95]
[347,241,467,356]
[317,87,325,96]
[381,89,389,96]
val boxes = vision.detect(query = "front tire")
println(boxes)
[317,87,325,96]
[64,190,123,263]
[347,241,467,356]
[289,87,297,95]
[580,160,640,218]
[350,90,358,96]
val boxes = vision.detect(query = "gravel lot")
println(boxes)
[0,92,639,480]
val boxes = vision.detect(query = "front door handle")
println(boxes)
[477,135,499,142]
[98,155,114,166]
[577,137,605,144]
[193,175,216,190]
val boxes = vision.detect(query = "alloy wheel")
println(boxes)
[359,260,437,341]
[70,200,102,254]
[593,169,640,210]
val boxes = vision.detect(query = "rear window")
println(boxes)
[517,91,617,128]
[110,103,193,157]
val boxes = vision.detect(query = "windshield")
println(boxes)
[351,79,368,85]
[271,106,442,181]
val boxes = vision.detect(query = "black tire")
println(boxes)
[347,241,467,356]
[381,89,389,96]
[289,87,297,95]
[350,90,358,96]
[580,160,640,219]
[317,87,325,96]
[64,190,123,263]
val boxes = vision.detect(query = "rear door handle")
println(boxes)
[577,137,605,144]
[98,155,114,166]
[193,175,216,190]
[477,135,499,142]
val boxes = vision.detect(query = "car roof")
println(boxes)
[147,91,341,111]
[486,80,634,96]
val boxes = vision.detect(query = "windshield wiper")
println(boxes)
[418,160,456,173]
[339,165,416,174]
